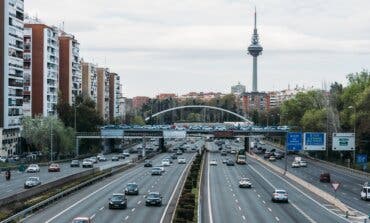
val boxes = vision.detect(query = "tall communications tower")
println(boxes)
[247,8,263,92]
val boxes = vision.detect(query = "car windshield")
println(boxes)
[111,195,124,201]
[127,183,137,189]
[28,177,38,182]
[148,193,160,198]
[73,220,89,223]
[276,190,286,194]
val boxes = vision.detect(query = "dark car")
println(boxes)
[264,153,272,159]
[108,193,127,209]
[145,192,162,206]
[170,154,177,159]
[70,160,80,167]
[274,152,284,159]
[48,163,60,172]
[226,159,235,166]
[320,173,331,183]
[144,160,153,167]
[125,183,139,195]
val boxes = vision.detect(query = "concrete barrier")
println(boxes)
[247,153,352,214]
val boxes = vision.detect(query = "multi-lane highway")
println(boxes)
[259,141,369,215]
[21,150,197,223]
[201,141,350,223]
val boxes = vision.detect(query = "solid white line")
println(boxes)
[90,214,96,219]
[290,202,317,223]
[160,154,195,223]
[207,153,214,223]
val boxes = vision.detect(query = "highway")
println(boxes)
[201,142,349,223]
[22,151,197,223]
[259,141,370,215]
[0,142,148,200]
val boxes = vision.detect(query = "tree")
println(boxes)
[300,109,327,132]
[132,115,145,125]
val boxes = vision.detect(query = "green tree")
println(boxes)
[132,115,145,125]
[300,109,327,132]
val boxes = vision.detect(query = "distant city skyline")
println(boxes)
[25,0,370,97]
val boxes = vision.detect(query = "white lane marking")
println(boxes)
[235,199,239,203]
[125,216,129,220]
[291,202,317,223]
[275,216,280,221]
[99,206,104,211]
[45,165,144,223]
[90,214,96,219]
[206,154,214,223]
[268,208,272,212]
[160,154,196,223]
[131,208,135,212]
[262,200,266,204]
[233,193,236,197]
[242,215,246,220]
[238,206,241,211]
[257,194,261,198]
[249,160,351,223]
[138,201,141,205]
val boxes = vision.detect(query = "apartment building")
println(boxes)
[96,67,110,120]
[241,92,270,113]
[109,72,121,121]
[0,0,24,156]
[81,61,97,104]
[132,96,150,110]
[59,32,81,105]
[23,23,59,116]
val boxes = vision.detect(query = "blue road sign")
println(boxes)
[286,132,303,151]
[304,132,326,150]
[356,154,367,164]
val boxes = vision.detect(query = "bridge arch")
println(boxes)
[145,105,253,124]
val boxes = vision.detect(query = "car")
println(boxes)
[164,156,173,164]
[144,160,153,167]
[48,163,60,172]
[125,183,139,195]
[26,164,40,173]
[0,156,7,163]
[269,156,276,161]
[98,155,107,162]
[274,151,284,159]
[222,159,228,164]
[82,159,93,168]
[70,160,80,167]
[151,167,162,175]
[271,189,288,203]
[291,161,300,168]
[210,160,217,166]
[89,157,98,163]
[239,178,252,188]
[176,150,183,155]
[230,149,237,154]
[178,158,186,164]
[118,154,126,159]
[226,160,235,166]
[123,152,130,157]
[361,186,370,201]
[108,193,127,209]
[72,217,92,223]
[162,159,170,166]
[263,153,272,159]
[24,176,41,189]
[221,150,227,156]
[170,154,177,159]
[320,172,331,183]
[299,160,307,167]
[145,192,162,206]
[111,156,119,161]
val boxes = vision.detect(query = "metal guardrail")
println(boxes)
[1,162,133,223]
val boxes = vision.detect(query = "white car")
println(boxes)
[230,150,237,154]
[361,186,370,200]
[210,160,217,166]
[123,152,130,157]
[272,189,288,202]
[26,164,40,173]
[178,158,186,164]
[82,159,93,168]
[24,176,41,189]
[291,161,300,168]
[269,156,276,161]
[299,160,307,167]
[162,159,170,166]
[0,156,7,163]
[239,178,252,188]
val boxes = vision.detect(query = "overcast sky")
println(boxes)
[26,0,370,97]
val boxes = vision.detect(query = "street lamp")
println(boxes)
[348,106,356,167]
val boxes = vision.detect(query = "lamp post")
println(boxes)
[348,106,356,167]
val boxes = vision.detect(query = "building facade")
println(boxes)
[241,92,270,113]
[132,96,149,110]
[156,93,176,100]
[0,0,24,156]
[23,23,59,117]
[109,72,121,121]
[96,67,110,120]
[59,33,81,105]
[81,61,97,104]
